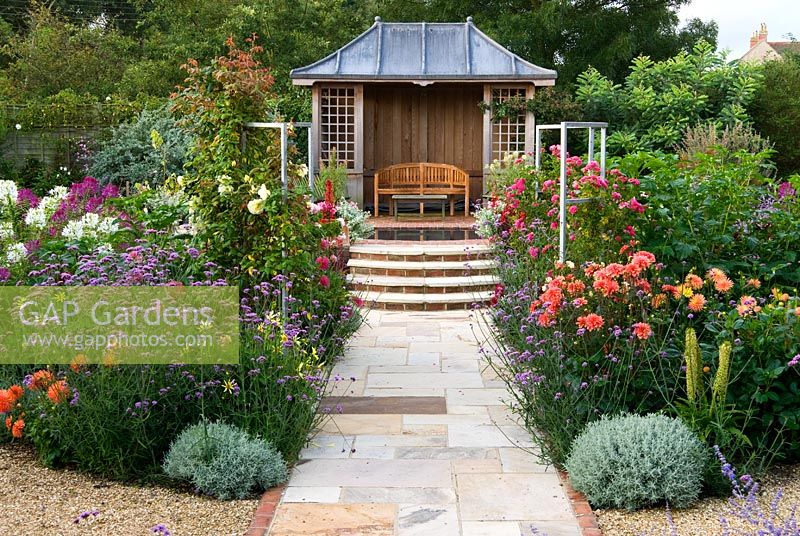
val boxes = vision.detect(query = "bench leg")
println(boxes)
[450,197,454,216]
[464,194,469,216]
[441,201,445,221]
[419,201,424,215]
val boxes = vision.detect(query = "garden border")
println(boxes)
[558,470,602,536]
[245,483,287,536]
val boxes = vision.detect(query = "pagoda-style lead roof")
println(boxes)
[290,17,557,85]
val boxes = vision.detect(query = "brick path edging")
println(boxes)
[558,470,603,536]
[245,484,286,536]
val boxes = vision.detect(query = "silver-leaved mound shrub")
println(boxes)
[565,413,706,510]
[163,421,288,500]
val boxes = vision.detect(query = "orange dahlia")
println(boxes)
[577,313,605,332]
[714,276,734,293]
[632,322,653,340]
[29,369,54,390]
[11,419,24,439]
[8,385,23,403]
[684,274,704,290]
[47,380,69,404]
[0,391,11,414]
[688,294,707,312]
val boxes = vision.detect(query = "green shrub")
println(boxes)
[751,54,800,176]
[163,421,287,500]
[314,151,348,201]
[336,200,373,242]
[565,414,706,510]
[88,106,191,186]
[576,41,761,153]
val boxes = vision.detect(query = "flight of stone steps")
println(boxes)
[346,241,498,310]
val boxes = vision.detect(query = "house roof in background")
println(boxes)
[769,41,800,55]
[290,17,558,85]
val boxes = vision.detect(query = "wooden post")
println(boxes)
[482,84,492,195]
[525,84,536,152]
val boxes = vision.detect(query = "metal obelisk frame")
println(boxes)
[534,122,608,263]
[242,121,314,322]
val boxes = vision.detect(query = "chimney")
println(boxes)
[750,23,768,48]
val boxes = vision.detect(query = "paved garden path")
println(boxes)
[268,310,581,536]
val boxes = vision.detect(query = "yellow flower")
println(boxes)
[679,285,694,298]
[222,379,236,394]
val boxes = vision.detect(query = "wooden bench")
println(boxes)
[374,163,470,217]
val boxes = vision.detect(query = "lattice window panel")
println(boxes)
[491,87,527,161]
[320,87,356,169]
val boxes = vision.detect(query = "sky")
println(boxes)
[678,0,798,59]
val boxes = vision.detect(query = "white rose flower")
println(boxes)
[6,243,27,264]
[247,199,265,215]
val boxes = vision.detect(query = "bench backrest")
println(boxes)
[375,163,468,192]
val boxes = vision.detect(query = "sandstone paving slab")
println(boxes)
[268,503,395,536]
[368,372,484,389]
[407,352,442,366]
[363,387,446,397]
[452,458,503,473]
[403,413,494,426]
[448,424,528,448]
[520,520,582,536]
[299,435,355,459]
[339,487,457,505]
[461,521,523,536]
[441,358,481,373]
[447,404,490,416]
[377,335,441,344]
[289,459,452,488]
[402,423,447,436]
[498,448,553,474]
[398,504,460,536]
[282,486,341,503]
[487,405,521,426]
[329,365,369,379]
[446,388,509,406]
[326,379,366,397]
[409,342,479,354]
[319,414,402,435]
[355,434,447,448]
[457,473,575,521]
[350,446,396,459]
[368,364,440,373]
[322,395,446,415]
[394,446,498,460]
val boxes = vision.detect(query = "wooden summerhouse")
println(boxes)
[290,16,557,215]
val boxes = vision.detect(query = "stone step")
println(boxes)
[347,258,497,278]
[348,274,499,294]
[356,290,493,311]
[349,243,492,262]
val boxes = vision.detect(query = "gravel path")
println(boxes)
[0,443,258,535]
[596,465,800,535]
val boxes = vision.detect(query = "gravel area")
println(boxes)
[0,443,259,535]
[596,465,800,535]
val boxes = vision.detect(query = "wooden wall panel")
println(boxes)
[363,84,483,177]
